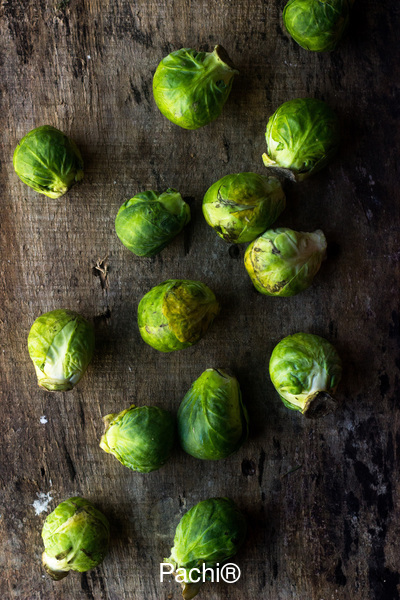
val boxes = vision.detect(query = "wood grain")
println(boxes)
[0,1,399,599]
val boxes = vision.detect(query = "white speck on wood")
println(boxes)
[40,416,48,424]
[32,492,53,515]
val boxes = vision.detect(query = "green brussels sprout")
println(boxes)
[115,188,190,257]
[262,98,340,181]
[244,228,327,297]
[283,0,353,52]
[28,309,95,392]
[138,279,220,352]
[153,46,238,130]
[13,125,84,198]
[202,172,286,244]
[100,404,175,473]
[177,369,249,460]
[165,497,246,599]
[269,332,342,418]
[41,497,109,580]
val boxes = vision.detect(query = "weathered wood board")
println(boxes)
[0,1,399,599]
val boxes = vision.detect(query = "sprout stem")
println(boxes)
[213,45,238,72]
[42,553,69,580]
[303,391,340,419]
[181,580,203,600]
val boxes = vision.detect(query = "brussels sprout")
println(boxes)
[262,98,340,181]
[41,497,109,580]
[100,404,175,473]
[202,172,286,244]
[115,188,191,257]
[177,369,248,460]
[28,309,95,392]
[138,279,220,352]
[153,46,238,130]
[244,228,327,296]
[283,0,353,52]
[269,332,342,418]
[165,497,246,599]
[13,125,84,198]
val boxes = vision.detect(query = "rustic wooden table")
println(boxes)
[1,1,399,599]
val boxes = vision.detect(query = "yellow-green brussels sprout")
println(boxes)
[13,125,83,198]
[115,188,190,257]
[28,309,95,392]
[42,497,109,580]
[138,279,220,352]
[244,228,327,296]
[177,369,249,460]
[153,46,238,130]
[100,404,175,473]
[202,172,286,244]
[283,0,353,52]
[165,497,246,599]
[269,332,342,417]
[262,98,340,181]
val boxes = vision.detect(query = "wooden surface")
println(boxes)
[1,1,399,599]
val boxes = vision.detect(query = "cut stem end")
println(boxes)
[181,580,203,600]
[213,45,238,72]
[303,391,340,419]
